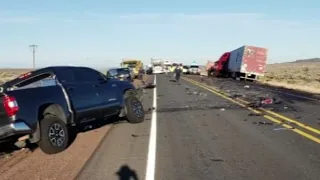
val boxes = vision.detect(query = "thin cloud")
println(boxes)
[0,17,39,23]
[110,12,319,29]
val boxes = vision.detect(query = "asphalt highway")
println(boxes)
[76,74,320,180]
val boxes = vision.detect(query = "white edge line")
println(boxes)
[145,75,157,180]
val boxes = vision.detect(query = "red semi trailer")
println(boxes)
[206,45,268,81]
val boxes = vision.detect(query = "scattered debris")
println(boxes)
[144,83,156,89]
[252,121,273,125]
[131,134,139,137]
[147,107,156,112]
[248,112,262,116]
[211,159,224,162]
[131,133,149,137]
[261,98,273,105]
[244,85,250,88]
[230,93,243,98]
[220,108,225,111]
[199,92,207,97]
[273,127,295,131]
[258,121,273,125]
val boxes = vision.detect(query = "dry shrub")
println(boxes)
[259,62,320,93]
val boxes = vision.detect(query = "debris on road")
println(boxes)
[248,112,262,116]
[220,108,225,111]
[252,121,273,125]
[244,85,250,88]
[261,98,273,105]
[273,127,295,131]
[131,134,139,137]
[143,82,156,89]
[211,158,224,162]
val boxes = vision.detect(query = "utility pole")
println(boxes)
[29,44,38,69]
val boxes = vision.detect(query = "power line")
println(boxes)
[29,44,38,69]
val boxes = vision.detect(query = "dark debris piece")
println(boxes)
[252,121,273,125]
[211,159,224,162]
[131,134,139,137]
[248,112,263,116]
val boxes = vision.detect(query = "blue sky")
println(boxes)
[0,0,320,68]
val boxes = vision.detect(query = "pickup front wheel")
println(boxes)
[38,115,70,154]
[124,95,145,124]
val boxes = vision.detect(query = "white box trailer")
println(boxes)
[227,45,268,80]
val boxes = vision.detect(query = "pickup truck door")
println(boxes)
[96,78,122,117]
[59,68,102,124]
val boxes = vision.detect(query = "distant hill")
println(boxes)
[292,58,320,63]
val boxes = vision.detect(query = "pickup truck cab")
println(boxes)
[0,66,144,154]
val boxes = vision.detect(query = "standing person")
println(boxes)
[138,67,144,80]
[174,64,182,83]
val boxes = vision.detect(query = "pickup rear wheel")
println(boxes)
[38,115,69,154]
[124,95,145,124]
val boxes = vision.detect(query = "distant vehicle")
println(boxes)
[151,59,164,74]
[182,66,190,74]
[163,60,172,74]
[207,45,268,81]
[120,59,143,79]
[106,67,134,82]
[189,65,201,75]
[0,66,144,154]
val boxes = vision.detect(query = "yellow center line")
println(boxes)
[185,77,320,135]
[182,77,320,144]
[235,98,320,135]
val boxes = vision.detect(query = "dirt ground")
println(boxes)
[0,68,31,84]
[0,75,153,180]
[259,62,320,94]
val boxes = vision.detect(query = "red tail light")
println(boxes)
[3,95,19,117]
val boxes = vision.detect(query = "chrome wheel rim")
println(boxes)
[48,123,65,147]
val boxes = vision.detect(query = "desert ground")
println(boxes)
[259,61,320,94]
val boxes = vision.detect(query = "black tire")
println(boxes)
[38,115,70,154]
[124,95,145,124]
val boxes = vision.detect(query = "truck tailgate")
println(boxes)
[241,46,268,75]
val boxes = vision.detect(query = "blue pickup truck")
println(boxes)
[0,66,144,154]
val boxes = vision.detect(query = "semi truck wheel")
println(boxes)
[38,115,70,154]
